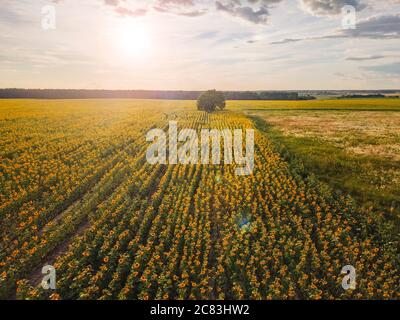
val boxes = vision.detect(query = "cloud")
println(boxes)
[177,10,207,16]
[153,6,206,17]
[215,1,270,24]
[157,0,196,5]
[51,0,400,27]
[98,0,147,17]
[104,0,120,6]
[153,0,208,17]
[270,38,303,44]
[194,31,219,39]
[365,63,400,75]
[300,0,366,16]
[344,14,400,39]
[115,7,148,17]
[98,0,285,23]
[346,55,386,61]
[270,14,400,44]
[215,0,285,24]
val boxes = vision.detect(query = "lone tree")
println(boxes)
[197,90,226,113]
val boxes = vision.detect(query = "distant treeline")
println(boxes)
[0,89,315,100]
[338,94,386,99]
[224,91,315,100]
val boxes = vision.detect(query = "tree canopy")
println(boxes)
[197,90,226,113]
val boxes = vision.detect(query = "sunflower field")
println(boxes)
[0,99,398,300]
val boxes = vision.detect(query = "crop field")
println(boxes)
[0,99,399,300]
[228,98,400,111]
[249,107,400,220]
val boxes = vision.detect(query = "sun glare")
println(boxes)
[114,20,151,60]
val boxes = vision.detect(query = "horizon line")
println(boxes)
[1,88,400,92]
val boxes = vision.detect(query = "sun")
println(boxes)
[114,20,151,59]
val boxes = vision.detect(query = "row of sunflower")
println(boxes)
[1,108,398,299]
[0,103,169,298]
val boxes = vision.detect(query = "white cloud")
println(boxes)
[300,0,366,16]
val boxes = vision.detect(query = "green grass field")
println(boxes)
[238,99,400,255]
[228,98,400,111]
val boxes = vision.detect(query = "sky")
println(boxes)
[0,0,399,90]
